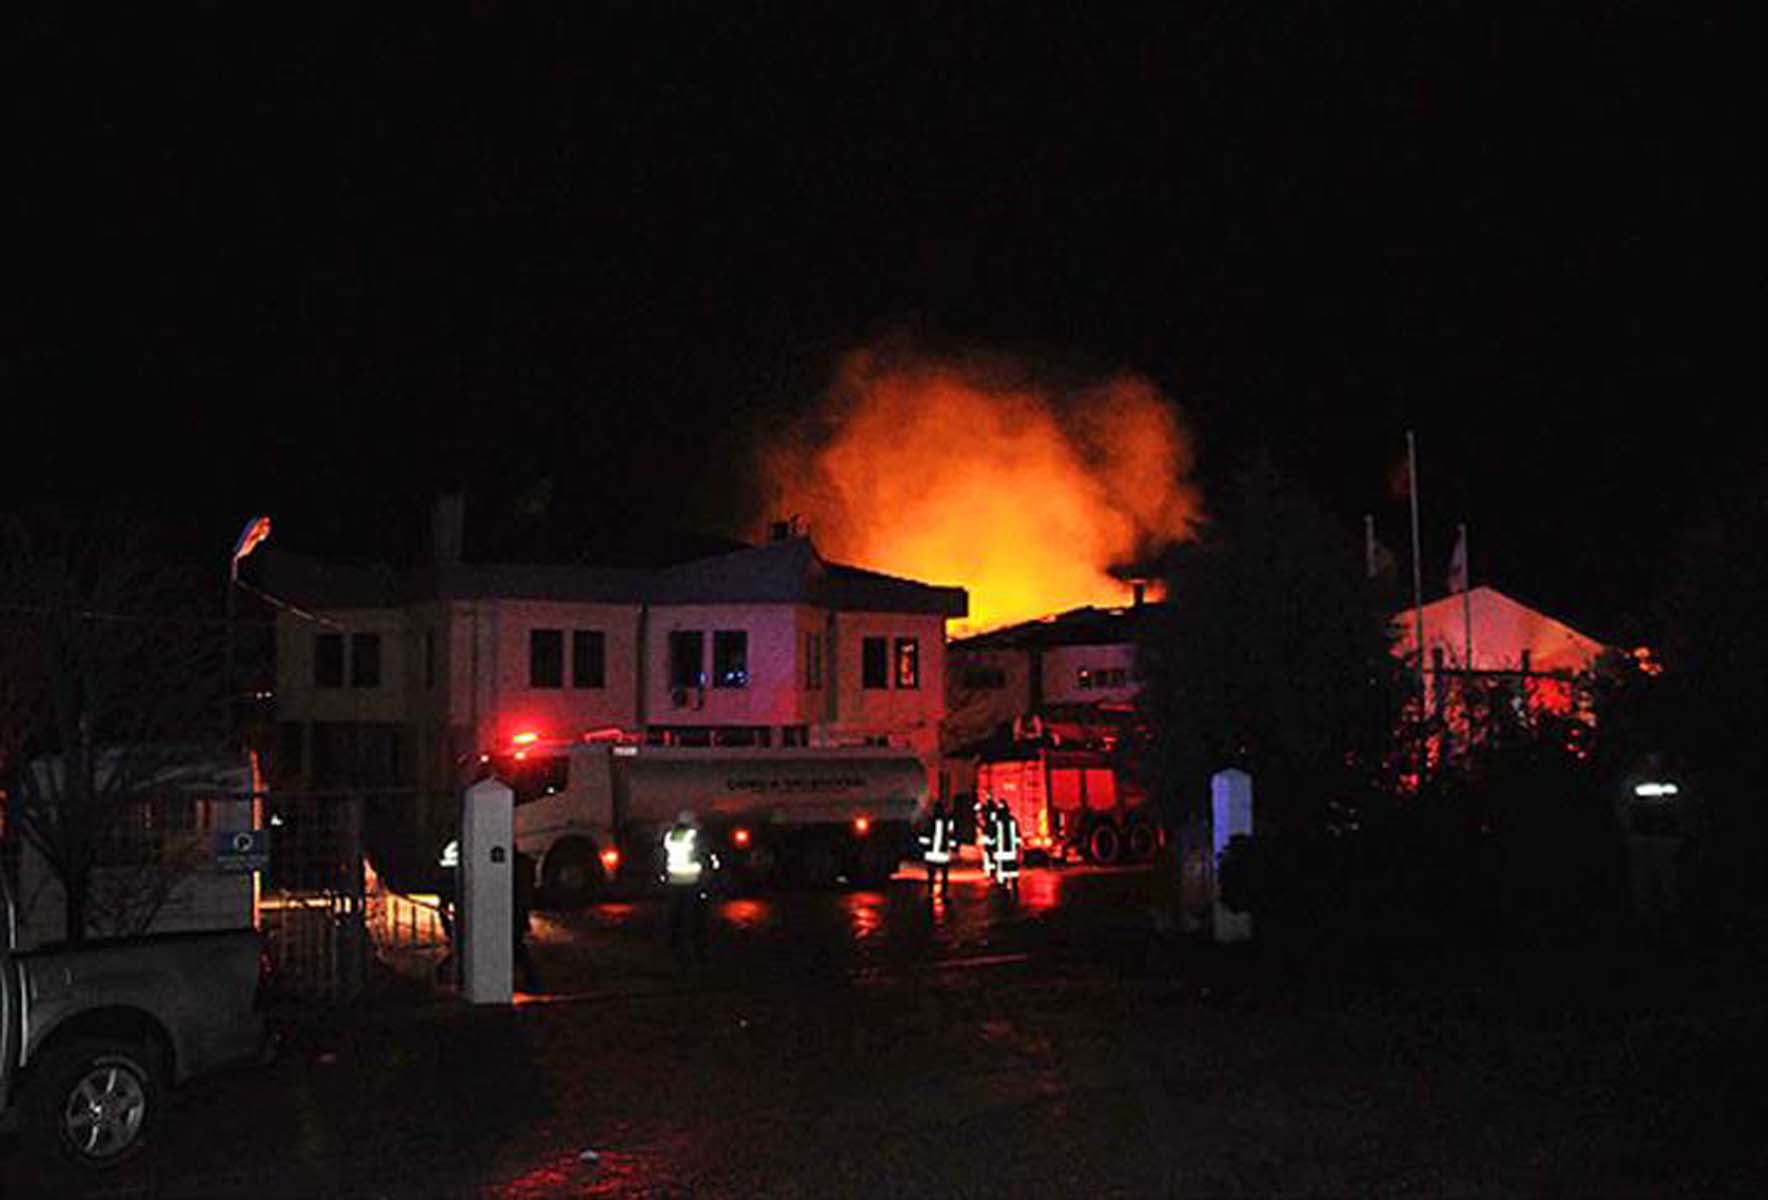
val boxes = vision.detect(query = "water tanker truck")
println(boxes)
[497,741,928,905]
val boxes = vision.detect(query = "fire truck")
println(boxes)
[973,712,1160,865]
[490,735,927,906]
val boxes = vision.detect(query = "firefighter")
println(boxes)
[919,798,955,898]
[991,801,1021,895]
[977,796,998,883]
[662,810,717,965]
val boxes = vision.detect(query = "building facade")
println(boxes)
[266,537,965,793]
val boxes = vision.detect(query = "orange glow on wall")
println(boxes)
[759,345,1199,632]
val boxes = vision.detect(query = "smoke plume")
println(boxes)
[759,345,1200,632]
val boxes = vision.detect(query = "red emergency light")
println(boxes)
[600,847,621,873]
[732,827,752,848]
[852,816,871,836]
[511,730,542,746]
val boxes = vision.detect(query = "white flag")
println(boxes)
[1446,525,1468,593]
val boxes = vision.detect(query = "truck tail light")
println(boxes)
[853,816,871,836]
[600,847,620,874]
[732,827,751,848]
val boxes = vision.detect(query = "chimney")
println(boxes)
[432,494,465,566]
[768,514,806,543]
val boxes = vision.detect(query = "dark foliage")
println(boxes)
[1138,452,1404,833]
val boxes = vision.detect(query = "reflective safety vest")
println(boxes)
[663,825,703,885]
[921,815,953,865]
[993,812,1021,878]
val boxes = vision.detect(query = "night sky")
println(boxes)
[5,6,1748,634]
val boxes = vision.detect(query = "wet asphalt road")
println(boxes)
[8,857,1767,1197]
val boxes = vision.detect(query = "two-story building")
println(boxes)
[263,535,966,794]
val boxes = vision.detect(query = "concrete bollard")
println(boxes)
[460,777,514,1004]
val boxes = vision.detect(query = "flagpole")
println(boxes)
[1407,432,1426,737]
[1459,522,1473,676]
[224,558,237,745]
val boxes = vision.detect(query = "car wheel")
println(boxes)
[29,1038,162,1170]
[541,839,601,909]
[1126,822,1158,862]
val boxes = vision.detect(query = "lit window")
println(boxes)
[894,637,920,689]
[713,630,749,688]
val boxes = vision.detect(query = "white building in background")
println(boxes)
[265,535,965,793]
[1392,585,1612,717]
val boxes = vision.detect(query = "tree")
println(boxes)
[1139,453,1404,834]
[0,510,227,944]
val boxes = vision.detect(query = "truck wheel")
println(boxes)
[541,839,602,909]
[1085,821,1122,866]
[29,1038,162,1169]
[1126,822,1158,862]
[791,835,840,887]
[850,837,900,888]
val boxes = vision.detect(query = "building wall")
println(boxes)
[644,603,809,730]
[464,599,642,749]
[1042,643,1140,706]
[278,595,952,783]
[829,611,947,744]
[276,607,412,725]
[944,646,1034,750]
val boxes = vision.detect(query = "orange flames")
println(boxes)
[759,346,1200,632]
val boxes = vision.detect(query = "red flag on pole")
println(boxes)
[230,515,271,581]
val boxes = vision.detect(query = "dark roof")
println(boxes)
[951,602,1165,651]
[256,537,966,618]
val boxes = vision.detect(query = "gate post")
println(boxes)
[1211,769,1254,944]
[460,777,514,1005]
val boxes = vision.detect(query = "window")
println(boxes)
[669,631,705,689]
[894,637,920,689]
[349,633,380,688]
[315,633,344,688]
[1078,666,1128,689]
[713,630,749,688]
[572,630,606,689]
[781,724,809,747]
[530,629,564,689]
[861,637,888,689]
[803,631,823,690]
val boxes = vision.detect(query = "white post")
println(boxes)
[1211,768,1254,944]
[460,777,514,1005]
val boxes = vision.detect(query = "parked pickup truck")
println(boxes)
[1,866,267,1169]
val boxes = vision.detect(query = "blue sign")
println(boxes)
[215,829,271,873]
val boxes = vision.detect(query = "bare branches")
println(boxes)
[1,510,228,942]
